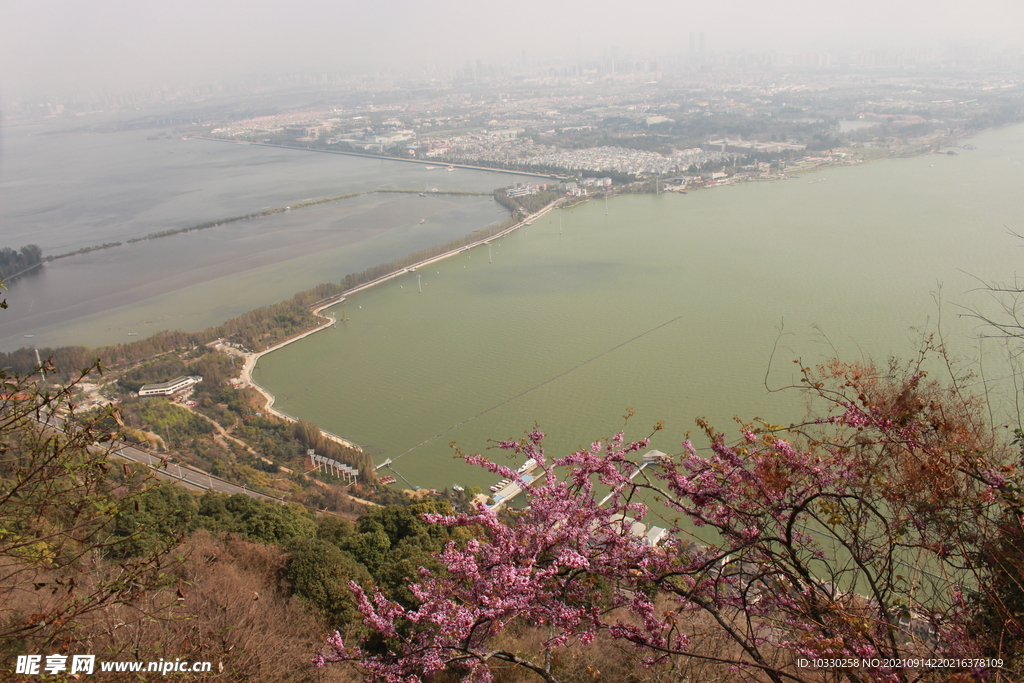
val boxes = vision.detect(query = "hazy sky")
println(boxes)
[2,0,1022,96]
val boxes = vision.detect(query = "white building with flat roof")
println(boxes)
[138,375,202,397]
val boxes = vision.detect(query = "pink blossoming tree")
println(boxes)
[315,353,1019,683]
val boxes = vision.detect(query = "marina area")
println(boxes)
[485,458,539,509]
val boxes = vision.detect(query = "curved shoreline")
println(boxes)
[238,197,566,455]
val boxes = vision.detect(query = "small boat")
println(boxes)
[446,166,455,172]
[419,219,425,224]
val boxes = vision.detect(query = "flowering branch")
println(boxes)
[316,355,1015,682]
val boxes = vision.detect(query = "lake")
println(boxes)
[253,124,1024,492]
[0,126,538,349]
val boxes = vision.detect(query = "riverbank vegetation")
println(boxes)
[336,193,561,290]
[30,188,491,263]
[0,244,42,280]
[119,188,488,245]
[0,279,348,377]
[494,187,564,216]
[45,241,123,261]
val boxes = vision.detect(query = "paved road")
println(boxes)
[36,413,330,509]
[110,441,285,503]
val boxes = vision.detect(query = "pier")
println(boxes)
[487,451,670,547]
[487,460,541,511]
[375,458,416,489]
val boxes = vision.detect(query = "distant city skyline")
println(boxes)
[2,0,1023,99]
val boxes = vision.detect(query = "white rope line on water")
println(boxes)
[388,314,686,463]
[387,333,1024,466]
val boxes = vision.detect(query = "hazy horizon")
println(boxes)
[3,0,1023,99]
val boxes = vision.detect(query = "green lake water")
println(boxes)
[253,125,1024,491]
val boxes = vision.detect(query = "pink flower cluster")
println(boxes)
[315,375,1004,683]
